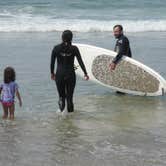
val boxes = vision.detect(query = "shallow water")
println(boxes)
[0,32,166,166]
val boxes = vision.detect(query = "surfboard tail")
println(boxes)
[161,84,166,96]
[164,87,166,96]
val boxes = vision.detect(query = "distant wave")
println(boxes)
[0,13,166,32]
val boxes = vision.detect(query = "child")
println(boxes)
[0,67,22,120]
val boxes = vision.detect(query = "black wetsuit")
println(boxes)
[113,34,132,64]
[50,43,87,112]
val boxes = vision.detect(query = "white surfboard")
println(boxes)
[74,43,166,96]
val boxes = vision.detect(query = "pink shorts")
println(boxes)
[1,101,14,107]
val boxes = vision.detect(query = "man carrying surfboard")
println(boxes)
[110,25,132,70]
[50,30,89,113]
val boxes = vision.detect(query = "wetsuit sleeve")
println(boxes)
[75,47,88,75]
[112,38,128,64]
[50,47,57,74]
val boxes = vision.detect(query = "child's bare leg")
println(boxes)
[9,104,15,120]
[2,105,8,119]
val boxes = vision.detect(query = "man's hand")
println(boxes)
[109,62,116,71]
[84,75,89,81]
[51,73,56,80]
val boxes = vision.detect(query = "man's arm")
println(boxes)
[110,38,128,70]
[112,38,128,64]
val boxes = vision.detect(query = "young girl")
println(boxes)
[0,67,22,120]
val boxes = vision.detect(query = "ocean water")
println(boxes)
[0,0,166,166]
[0,0,166,32]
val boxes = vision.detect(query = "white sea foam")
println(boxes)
[0,12,166,32]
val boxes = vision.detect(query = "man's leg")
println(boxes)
[116,91,125,95]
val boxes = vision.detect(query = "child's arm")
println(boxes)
[0,87,2,98]
[16,89,22,107]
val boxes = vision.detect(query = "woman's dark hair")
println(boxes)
[62,30,73,45]
[4,67,16,84]
[113,25,123,31]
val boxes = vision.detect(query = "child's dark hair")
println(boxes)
[4,67,16,84]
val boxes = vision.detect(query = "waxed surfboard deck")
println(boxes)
[92,55,159,93]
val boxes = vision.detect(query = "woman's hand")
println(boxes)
[84,74,89,81]
[51,73,56,80]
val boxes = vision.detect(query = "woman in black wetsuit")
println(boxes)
[50,30,89,112]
